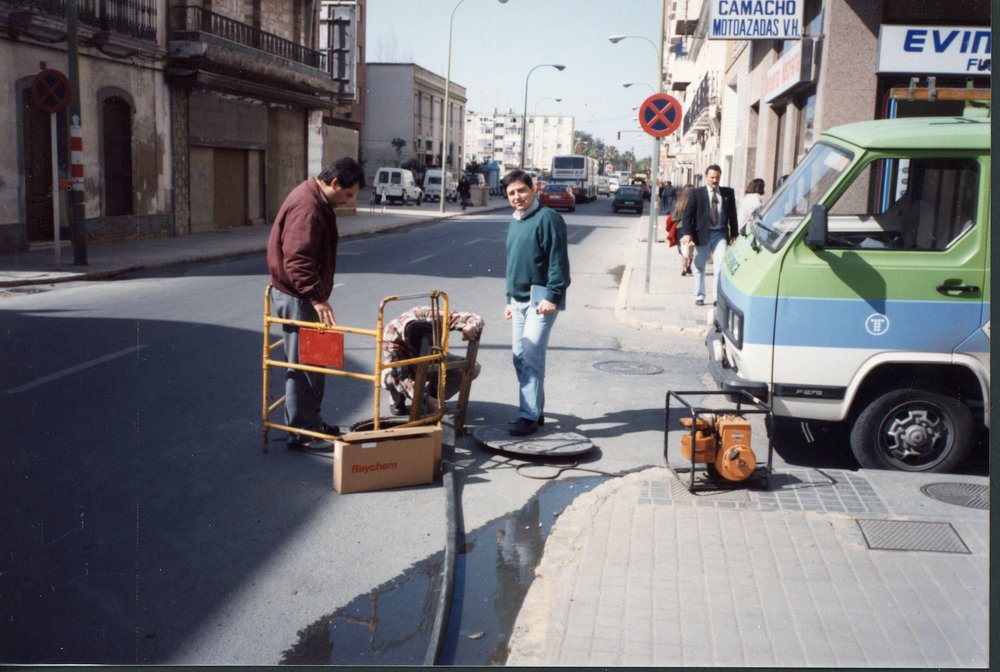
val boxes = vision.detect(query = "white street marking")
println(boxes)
[6,345,148,394]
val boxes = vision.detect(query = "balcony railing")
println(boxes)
[682,73,718,136]
[6,0,156,40]
[172,5,324,69]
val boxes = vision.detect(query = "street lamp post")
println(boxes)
[609,19,665,293]
[534,96,562,115]
[440,0,509,213]
[622,82,654,92]
[520,64,565,171]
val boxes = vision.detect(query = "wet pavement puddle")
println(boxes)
[280,475,608,665]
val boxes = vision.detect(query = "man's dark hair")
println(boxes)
[502,169,533,191]
[318,157,365,188]
[705,164,722,174]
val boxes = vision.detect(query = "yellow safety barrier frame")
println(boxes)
[262,286,451,452]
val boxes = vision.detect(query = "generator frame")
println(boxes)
[664,389,775,493]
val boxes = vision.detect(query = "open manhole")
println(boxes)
[593,361,664,375]
[920,482,989,510]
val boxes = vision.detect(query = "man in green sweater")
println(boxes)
[502,170,571,436]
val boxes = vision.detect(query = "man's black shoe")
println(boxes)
[508,418,539,437]
[509,414,544,426]
[695,299,704,306]
[390,400,409,416]
[320,422,341,436]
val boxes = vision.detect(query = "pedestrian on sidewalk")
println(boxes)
[659,180,675,213]
[680,165,738,306]
[502,169,570,437]
[738,177,766,229]
[267,157,364,451]
[665,184,694,276]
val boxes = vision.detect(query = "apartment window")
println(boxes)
[102,96,133,216]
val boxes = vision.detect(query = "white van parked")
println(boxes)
[423,169,456,203]
[373,167,423,206]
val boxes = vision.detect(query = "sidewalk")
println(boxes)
[506,218,991,667]
[2,198,989,668]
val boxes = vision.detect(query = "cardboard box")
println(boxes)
[333,426,441,494]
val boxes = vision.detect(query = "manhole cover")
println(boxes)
[920,482,989,510]
[474,424,594,457]
[593,361,664,375]
[5,287,48,294]
[856,519,970,554]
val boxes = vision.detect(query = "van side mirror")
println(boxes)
[805,203,828,249]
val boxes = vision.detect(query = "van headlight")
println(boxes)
[720,302,743,350]
[728,309,743,347]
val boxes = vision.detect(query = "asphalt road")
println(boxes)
[0,198,874,664]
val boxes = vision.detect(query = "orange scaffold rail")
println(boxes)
[262,285,450,452]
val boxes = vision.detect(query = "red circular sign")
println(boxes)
[30,69,72,113]
[638,93,682,138]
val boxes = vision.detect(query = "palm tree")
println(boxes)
[391,137,406,166]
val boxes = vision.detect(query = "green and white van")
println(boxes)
[709,114,990,472]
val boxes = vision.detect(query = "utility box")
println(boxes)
[469,186,488,207]
[333,426,441,494]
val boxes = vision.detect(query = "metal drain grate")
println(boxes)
[856,519,970,554]
[920,482,989,510]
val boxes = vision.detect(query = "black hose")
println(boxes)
[423,434,459,665]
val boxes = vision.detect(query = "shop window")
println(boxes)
[827,157,979,251]
[884,0,989,24]
[102,96,133,216]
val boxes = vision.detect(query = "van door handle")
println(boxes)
[936,284,980,294]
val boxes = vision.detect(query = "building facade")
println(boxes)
[464,108,574,174]
[0,0,168,253]
[663,0,990,198]
[0,0,362,254]
[361,62,466,184]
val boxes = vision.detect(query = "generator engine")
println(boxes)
[679,413,756,481]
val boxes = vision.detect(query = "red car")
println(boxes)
[538,183,576,212]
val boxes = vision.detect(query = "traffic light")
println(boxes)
[617,131,621,140]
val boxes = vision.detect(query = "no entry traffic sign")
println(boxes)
[638,93,682,138]
[30,69,72,113]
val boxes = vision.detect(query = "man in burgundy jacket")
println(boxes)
[267,157,364,450]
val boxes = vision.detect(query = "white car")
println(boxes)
[608,176,620,194]
[422,169,456,203]
[597,175,610,196]
[373,167,423,206]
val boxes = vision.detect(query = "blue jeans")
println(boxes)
[271,288,325,438]
[692,228,728,302]
[510,299,558,421]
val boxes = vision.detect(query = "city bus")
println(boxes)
[550,154,599,203]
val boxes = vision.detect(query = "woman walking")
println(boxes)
[665,185,695,276]
[738,178,766,228]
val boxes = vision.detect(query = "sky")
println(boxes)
[365,0,665,157]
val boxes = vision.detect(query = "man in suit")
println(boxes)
[679,164,739,306]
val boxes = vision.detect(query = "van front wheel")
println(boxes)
[849,388,973,472]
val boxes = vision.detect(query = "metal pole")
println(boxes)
[644,2,666,293]
[67,0,86,264]
[439,0,465,214]
[520,66,534,170]
[50,112,61,270]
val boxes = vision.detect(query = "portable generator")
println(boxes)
[679,413,756,481]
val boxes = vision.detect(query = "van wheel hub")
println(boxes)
[885,409,939,459]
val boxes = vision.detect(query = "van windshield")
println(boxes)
[752,142,853,251]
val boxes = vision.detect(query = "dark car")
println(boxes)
[612,185,644,214]
[538,183,576,212]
